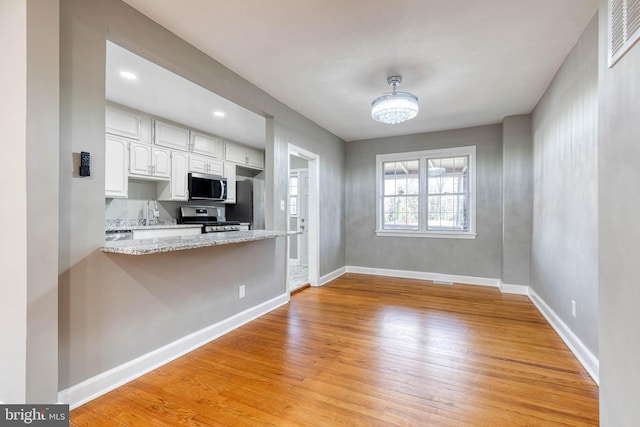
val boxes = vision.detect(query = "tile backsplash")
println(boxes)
[105,180,225,222]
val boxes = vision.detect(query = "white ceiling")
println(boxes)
[106,42,267,148]
[121,0,598,143]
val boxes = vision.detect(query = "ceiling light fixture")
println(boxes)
[213,111,225,117]
[119,71,137,80]
[371,75,419,124]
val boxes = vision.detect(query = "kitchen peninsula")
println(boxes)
[102,229,291,255]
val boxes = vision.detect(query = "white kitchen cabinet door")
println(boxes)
[224,141,247,164]
[129,143,169,179]
[189,155,209,174]
[129,142,152,176]
[157,151,188,201]
[225,141,264,170]
[191,132,222,158]
[106,105,142,140]
[208,159,224,176]
[105,136,128,198]
[171,152,189,200]
[189,155,223,176]
[153,119,190,151]
[152,147,171,179]
[223,162,236,204]
[246,147,264,169]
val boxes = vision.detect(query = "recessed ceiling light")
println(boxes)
[213,111,225,117]
[119,71,137,80]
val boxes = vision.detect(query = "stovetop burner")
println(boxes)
[178,206,242,232]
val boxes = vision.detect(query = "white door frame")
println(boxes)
[287,144,319,290]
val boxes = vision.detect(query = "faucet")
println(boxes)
[145,200,159,226]
[153,200,160,223]
[144,200,150,226]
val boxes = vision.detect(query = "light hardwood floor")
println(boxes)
[71,274,599,426]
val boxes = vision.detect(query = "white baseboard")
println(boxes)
[528,289,599,385]
[318,266,346,286]
[345,266,501,288]
[499,281,530,295]
[58,293,290,409]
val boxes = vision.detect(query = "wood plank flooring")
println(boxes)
[70,273,599,426]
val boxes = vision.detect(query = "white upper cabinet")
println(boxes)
[190,132,222,159]
[105,135,129,198]
[158,151,188,201]
[129,143,152,176]
[106,105,142,140]
[151,147,171,179]
[171,152,189,200]
[153,119,190,151]
[225,141,264,170]
[246,147,264,169]
[189,154,223,176]
[129,142,170,180]
[225,142,247,164]
[224,162,236,204]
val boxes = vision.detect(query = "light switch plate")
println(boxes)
[280,200,285,211]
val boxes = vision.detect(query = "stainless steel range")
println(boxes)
[178,206,241,233]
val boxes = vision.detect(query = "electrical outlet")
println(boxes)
[571,300,577,317]
[239,285,246,299]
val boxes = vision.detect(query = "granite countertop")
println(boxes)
[105,218,203,232]
[101,230,293,255]
[106,224,202,232]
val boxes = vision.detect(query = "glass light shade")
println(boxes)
[371,91,419,124]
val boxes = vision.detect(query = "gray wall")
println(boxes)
[59,238,285,389]
[58,0,345,391]
[502,115,533,286]
[0,0,59,403]
[531,16,599,356]
[277,122,345,276]
[25,0,60,403]
[345,125,503,279]
[597,1,640,424]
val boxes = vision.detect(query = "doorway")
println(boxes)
[288,144,319,292]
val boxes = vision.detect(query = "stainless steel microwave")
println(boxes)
[188,172,227,201]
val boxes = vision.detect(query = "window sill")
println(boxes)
[375,230,478,239]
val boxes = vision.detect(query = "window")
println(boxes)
[376,146,476,239]
[289,175,298,216]
[382,160,420,230]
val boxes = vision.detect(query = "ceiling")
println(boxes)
[106,42,267,149]
[121,0,598,143]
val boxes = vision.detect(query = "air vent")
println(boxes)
[609,0,640,66]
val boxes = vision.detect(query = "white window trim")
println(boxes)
[375,146,477,239]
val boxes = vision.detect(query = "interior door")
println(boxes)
[298,170,309,266]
